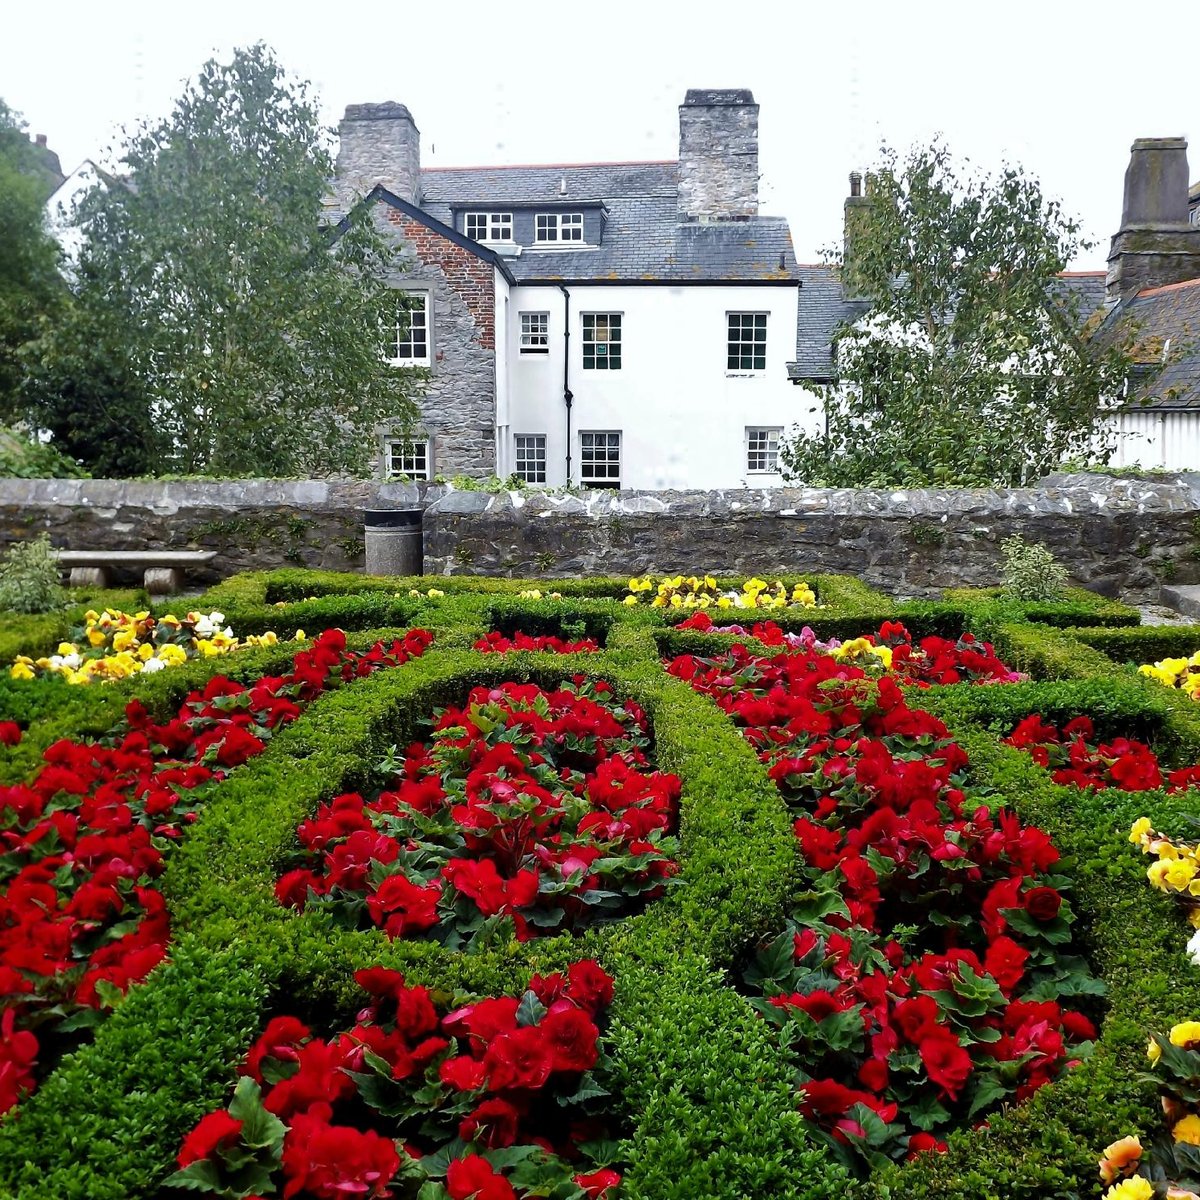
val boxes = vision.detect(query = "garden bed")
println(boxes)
[1,570,1199,1199]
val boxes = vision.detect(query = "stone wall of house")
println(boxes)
[420,473,1200,599]
[0,480,443,584]
[379,208,496,479]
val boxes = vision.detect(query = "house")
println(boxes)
[331,90,811,489]
[1093,138,1200,468]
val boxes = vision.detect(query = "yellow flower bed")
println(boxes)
[1139,652,1200,699]
[622,575,817,611]
[9,609,299,685]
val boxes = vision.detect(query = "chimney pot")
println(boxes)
[1107,136,1200,301]
[35,134,47,147]
[849,171,862,198]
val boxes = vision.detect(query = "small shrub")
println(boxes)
[0,534,66,614]
[1000,535,1068,602]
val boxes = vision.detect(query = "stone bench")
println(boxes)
[55,550,218,596]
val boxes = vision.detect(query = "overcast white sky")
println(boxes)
[4,0,1194,268]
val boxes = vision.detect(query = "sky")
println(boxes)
[3,0,1195,268]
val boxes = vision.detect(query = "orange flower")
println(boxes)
[1099,1135,1143,1185]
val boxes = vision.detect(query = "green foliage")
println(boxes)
[0,98,65,421]
[0,531,64,613]
[6,567,1200,1198]
[0,425,87,478]
[1000,535,1069,602]
[779,141,1132,489]
[51,44,421,477]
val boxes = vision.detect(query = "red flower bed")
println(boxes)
[675,614,1024,686]
[666,643,1101,1171]
[473,632,600,654]
[167,961,623,1200]
[276,679,680,947]
[1005,715,1200,792]
[0,628,433,1115]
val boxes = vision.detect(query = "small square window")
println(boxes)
[746,427,782,473]
[727,312,767,373]
[385,438,430,480]
[514,434,547,483]
[384,293,430,366]
[535,212,585,243]
[582,313,621,370]
[520,312,550,354]
[580,430,621,488]
[464,211,513,242]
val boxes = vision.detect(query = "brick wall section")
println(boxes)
[377,207,497,478]
[385,209,496,350]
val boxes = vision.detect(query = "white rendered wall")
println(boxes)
[493,267,512,475]
[504,283,814,489]
[1103,410,1200,470]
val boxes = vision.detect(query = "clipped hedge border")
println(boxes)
[1,568,1197,1200]
[0,631,844,1200]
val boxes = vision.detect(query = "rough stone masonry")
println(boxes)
[3,474,1200,600]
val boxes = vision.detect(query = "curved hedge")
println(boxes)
[0,568,1196,1200]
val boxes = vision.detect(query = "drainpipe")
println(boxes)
[559,284,573,484]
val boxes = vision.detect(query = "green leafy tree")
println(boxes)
[0,99,64,420]
[56,43,419,477]
[780,142,1132,488]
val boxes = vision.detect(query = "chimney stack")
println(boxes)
[842,171,873,300]
[1107,138,1200,301]
[677,89,759,221]
[335,102,421,207]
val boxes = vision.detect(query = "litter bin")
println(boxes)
[363,508,423,576]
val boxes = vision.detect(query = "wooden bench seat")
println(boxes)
[55,550,217,596]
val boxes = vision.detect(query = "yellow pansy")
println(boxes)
[1165,858,1197,890]
[1103,1178,1153,1200]
[1148,1036,1163,1065]
[1170,1021,1200,1047]
[1130,817,1153,846]
[1174,1115,1200,1145]
[10,661,34,680]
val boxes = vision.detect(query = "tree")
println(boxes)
[0,99,64,421]
[780,142,1132,488]
[45,44,419,477]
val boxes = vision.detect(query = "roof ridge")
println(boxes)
[1136,276,1200,299]
[421,159,678,173]
[1057,270,1106,278]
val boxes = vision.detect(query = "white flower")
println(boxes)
[140,657,166,673]
[1187,928,1200,967]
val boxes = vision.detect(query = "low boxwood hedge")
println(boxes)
[2,569,1200,1200]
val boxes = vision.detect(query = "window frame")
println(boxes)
[384,436,431,481]
[513,433,547,484]
[534,211,585,243]
[383,291,431,367]
[464,211,514,243]
[745,426,783,474]
[519,311,550,355]
[582,313,622,370]
[579,430,622,489]
[726,311,768,375]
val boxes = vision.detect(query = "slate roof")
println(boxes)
[417,162,798,284]
[786,268,1110,383]
[1098,277,1200,409]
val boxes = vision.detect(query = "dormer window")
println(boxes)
[535,212,584,243]
[464,212,513,243]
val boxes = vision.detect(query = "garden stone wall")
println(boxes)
[421,473,1200,600]
[0,479,445,584]
[4,474,1200,600]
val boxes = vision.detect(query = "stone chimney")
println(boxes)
[842,171,873,300]
[335,102,421,206]
[677,88,759,221]
[1107,137,1200,301]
